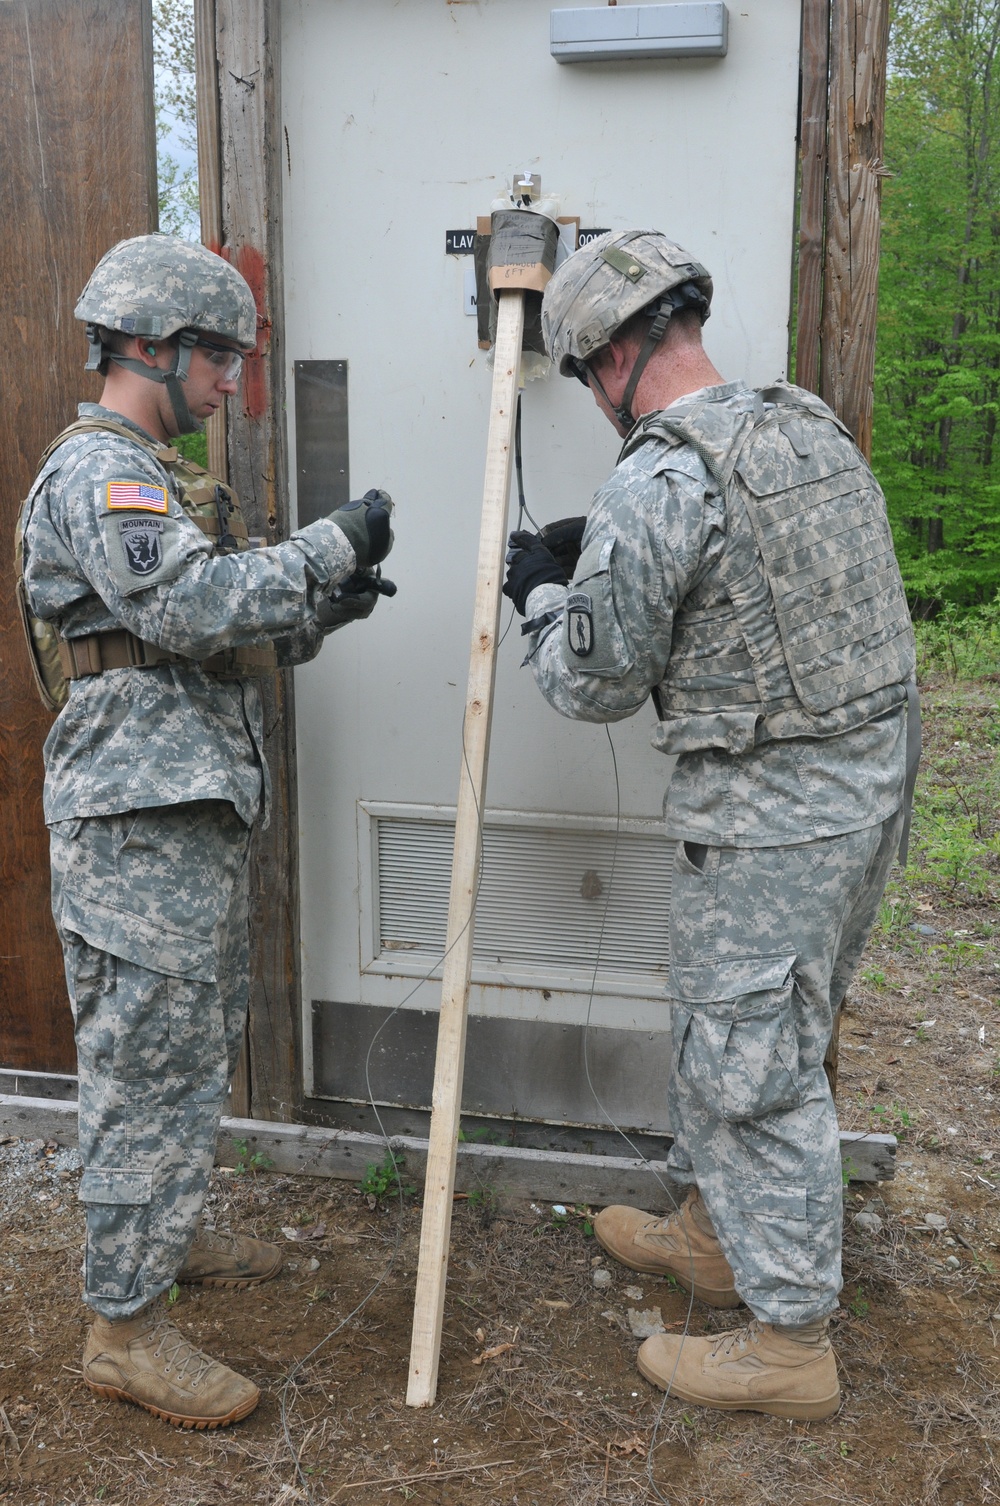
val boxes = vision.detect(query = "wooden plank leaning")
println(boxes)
[405,289,526,1408]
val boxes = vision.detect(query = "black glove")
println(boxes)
[316,583,379,628]
[332,488,394,571]
[538,515,587,579]
[316,567,397,628]
[502,529,568,615]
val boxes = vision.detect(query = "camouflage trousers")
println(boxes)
[664,807,904,1325]
[49,801,251,1320]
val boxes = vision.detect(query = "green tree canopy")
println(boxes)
[874,0,1000,609]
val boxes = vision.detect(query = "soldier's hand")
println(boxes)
[331,488,394,570]
[316,579,379,628]
[316,566,397,628]
[538,515,587,579]
[502,529,567,615]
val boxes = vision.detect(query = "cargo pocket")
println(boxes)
[731,1179,815,1296]
[112,958,171,1081]
[563,535,634,676]
[671,956,802,1123]
[676,840,709,876]
[80,1167,152,1302]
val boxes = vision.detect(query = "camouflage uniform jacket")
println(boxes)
[22,404,357,828]
[523,382,909,847]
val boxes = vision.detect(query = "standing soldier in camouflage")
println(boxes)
[18,234,396,1429]
[503,230,918,1421]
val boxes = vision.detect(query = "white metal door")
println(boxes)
[280,0,802,1129]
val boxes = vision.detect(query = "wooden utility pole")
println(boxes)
[194,0,229,488]
[820,0,890,459]
[795,0,831,400]
[795,0,891,1097]
[210,0,302,1123]
[407,290,526,1408]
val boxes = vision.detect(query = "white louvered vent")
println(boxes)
[374,812,671,982]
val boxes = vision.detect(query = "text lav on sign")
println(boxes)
[445,230,477,255]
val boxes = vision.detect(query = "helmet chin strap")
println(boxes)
[609,299,675,429]
[96,328,203,435]
[593,283,711,429]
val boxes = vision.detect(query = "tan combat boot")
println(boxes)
[178,1228,283,1289]
[594,1188,740,1308]
[637,1318,840,1421]
[83,1303,260,1429]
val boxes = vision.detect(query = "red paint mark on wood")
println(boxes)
[242,352,268,422]
[226,243,271,422]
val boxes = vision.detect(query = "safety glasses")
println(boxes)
[194,336,246,381]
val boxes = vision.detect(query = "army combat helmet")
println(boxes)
[75,233,258,434]
[542,230,713,429]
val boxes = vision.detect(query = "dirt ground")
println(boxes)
[3,678,1000,1506]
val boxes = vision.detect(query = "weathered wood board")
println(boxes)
[0,1096,897,1196]
[0,0,156,1075]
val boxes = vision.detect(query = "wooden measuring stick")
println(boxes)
[406,289,526,1407]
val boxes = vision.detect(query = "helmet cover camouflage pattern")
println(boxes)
[542,230,713,376]
[74,234,258,349]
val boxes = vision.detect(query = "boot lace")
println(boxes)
[647,1190,696,1240]
[149,1317,217,1389]
[194,1228,241,1255]
[710,1320,763,1360]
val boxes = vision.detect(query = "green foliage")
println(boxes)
[231,1137,274,1176]
[913,600,1000,680]
[912,799,1000,897]
[867,1101,914,1139]
[847,1286,870,1320]
[172,429,209,468]
[874,889,916,938]
[466,1185,501,1230]
[358,1148,415,1203]
[874,2,1000,608]
[543,1203,595,1237]
[457,1124,507,1146]
[907,682,1000,899]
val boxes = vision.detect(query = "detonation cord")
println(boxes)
[514,393,540,530]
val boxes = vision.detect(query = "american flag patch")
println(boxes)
[106,481,169,514]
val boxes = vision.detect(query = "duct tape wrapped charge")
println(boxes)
[487,209,560,296]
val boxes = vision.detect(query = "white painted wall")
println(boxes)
[280,0,802,1097]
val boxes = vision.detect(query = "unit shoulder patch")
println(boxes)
[118,516,165,576]
[566,591,594,658]
[105,480,169,514]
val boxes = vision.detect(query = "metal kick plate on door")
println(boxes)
[294,360,349,527]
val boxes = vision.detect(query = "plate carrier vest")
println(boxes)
[15,416,277,712]
[619,382,916,736]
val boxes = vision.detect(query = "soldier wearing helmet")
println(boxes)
[20,234,397,1430]
[504,230,917,1422]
